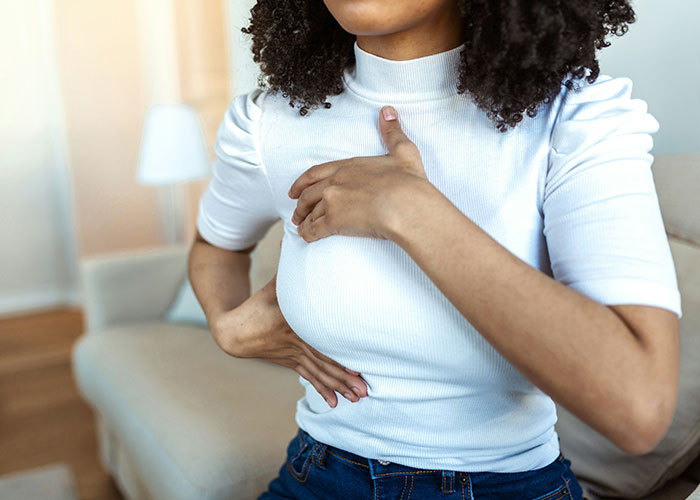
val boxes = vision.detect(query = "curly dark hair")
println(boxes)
[241,0,636,133]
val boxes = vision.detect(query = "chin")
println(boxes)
[323,0,427,36]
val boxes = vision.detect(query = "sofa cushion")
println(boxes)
[164,276,209,327]
[72,321,304,500]
[554,235,700,498]
[636,478,699,500]
[652,156,700,246]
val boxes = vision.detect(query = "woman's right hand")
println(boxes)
[211,273,368,408]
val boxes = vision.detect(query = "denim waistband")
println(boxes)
[299,426,448,470]
[295,426,567,495]
[297,427,464,492]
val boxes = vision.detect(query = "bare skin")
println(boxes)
[323,0,464,60]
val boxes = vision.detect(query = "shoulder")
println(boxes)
[549,72,660,155]
[557,72,634,107]
[219,87,268,139]
[215,88,270,165]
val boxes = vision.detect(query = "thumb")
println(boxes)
[379,105,411,155]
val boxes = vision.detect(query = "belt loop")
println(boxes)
[441,470,454,493]
[315,444,329,470]
[368,458,377,480]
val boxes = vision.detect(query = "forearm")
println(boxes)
[187,236,253,327]
[388,182,656,454]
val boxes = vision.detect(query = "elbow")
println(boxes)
[211,324,237,357]
[211,316,237,357]
[211,313,248,358]
[616,391,676,456]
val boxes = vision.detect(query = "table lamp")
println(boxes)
[136,103,211,244]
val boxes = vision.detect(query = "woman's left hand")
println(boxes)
[288,105,430,242]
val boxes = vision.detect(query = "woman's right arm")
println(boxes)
[190,89,367,406]
[188,228,255,329]
[188,229,368,407]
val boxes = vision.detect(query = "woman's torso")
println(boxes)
[259,81,563,472]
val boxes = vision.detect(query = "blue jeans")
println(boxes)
[257,427,590,500]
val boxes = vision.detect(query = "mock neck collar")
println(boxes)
[342,40,464,103]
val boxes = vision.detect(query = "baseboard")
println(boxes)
[0,285,82,318]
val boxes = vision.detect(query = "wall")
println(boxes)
[54,0,230,254]
[0,0,231,316]
[53,0,163,258]
[227,0,259,96]
[172,0,230,241]
[0,0,78,315]
[597,0,700,155]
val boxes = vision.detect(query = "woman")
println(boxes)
[189,0,682,498]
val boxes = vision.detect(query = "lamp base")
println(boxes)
[156,184,185,245]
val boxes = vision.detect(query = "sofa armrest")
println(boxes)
[80,245,189,332]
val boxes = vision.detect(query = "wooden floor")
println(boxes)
[0,307,123,500]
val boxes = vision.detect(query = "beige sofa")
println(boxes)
[72,155,700,500]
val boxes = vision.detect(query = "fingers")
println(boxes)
[298,352,362,403]
[276,350,357,408]
[297,207,330,243]
[307,354,366,400]
[306,343,352,371]
[283,331,369,407]
[288,160,345,199]
[291,179,328,225]
[310,346,348,370]
[294,363,338,408]
[305,345,368,397]
[379,105,409,154]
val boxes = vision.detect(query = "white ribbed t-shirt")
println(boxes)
[196,40,682,473]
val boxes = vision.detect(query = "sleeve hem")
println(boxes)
[565,278,682,319]
[196,210,258,252]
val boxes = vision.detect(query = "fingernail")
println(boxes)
[351,386,362,398]
[382,106,397,121]
[343,392,355,402]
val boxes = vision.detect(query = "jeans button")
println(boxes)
[378,460,391,465]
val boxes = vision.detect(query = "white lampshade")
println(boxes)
[137,103,211,185]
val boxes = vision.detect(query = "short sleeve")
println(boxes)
[543,75,682,319]
[196,88,280,251]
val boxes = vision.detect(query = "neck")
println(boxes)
[355,3,462,61]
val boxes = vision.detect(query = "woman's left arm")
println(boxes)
[289,105,680,456]
[386,178,679,457]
